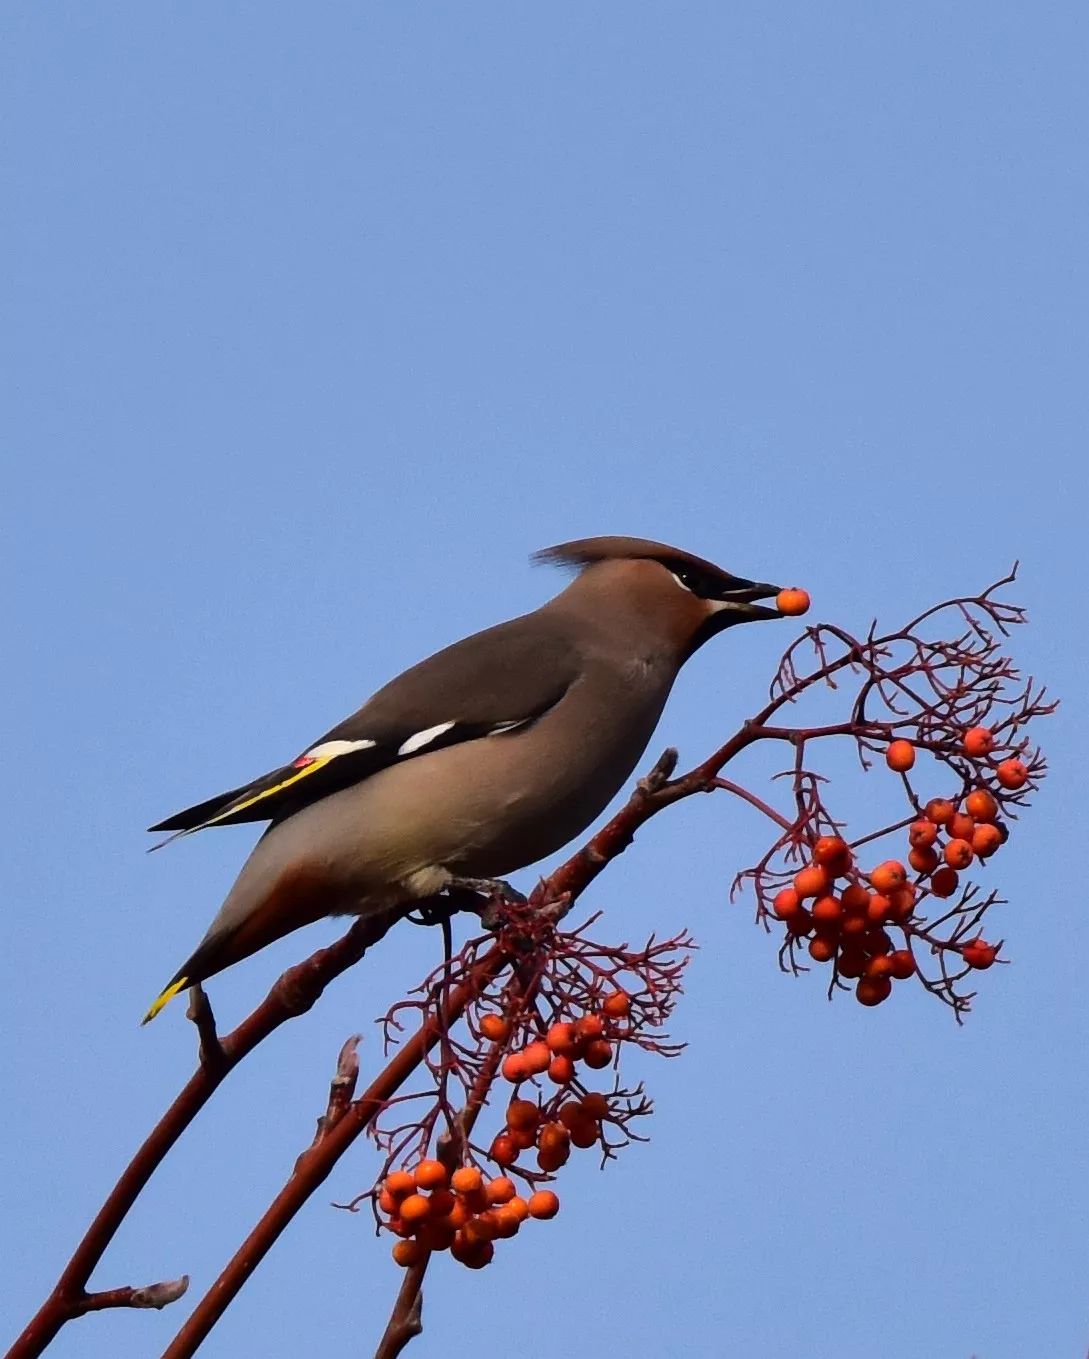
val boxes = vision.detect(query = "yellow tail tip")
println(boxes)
[141,976,189,1025]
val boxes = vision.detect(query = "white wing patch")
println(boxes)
[398,722,457,756]
[302,738,378,761]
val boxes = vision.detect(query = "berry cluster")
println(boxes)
[497,995,629,1089]
[491,1090,612,1172]
[379,1160,560,1271]
[484,998,631,1171]
[770,834,917,1007]
[766,724,1024,1005]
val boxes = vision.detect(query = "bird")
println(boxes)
[142,536,788,1022]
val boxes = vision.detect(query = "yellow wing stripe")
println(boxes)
[200,756,332,829]
[141,975,189,1025]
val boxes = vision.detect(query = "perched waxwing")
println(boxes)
[143,536,789,1021]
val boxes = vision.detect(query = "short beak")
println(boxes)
[713,578,782,622]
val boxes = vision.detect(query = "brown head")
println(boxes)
[535,535,786,661]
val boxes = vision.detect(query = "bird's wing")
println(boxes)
[148,614,580,846]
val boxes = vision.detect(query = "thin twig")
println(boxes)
[185,985,224,1072]
[72,1276,190,1316]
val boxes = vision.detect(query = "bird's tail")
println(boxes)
[141,974,189,1024]
[141,935,222,1024]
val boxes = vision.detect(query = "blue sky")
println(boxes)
[2,4,1087,1356]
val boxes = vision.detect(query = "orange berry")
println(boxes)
[887,885,916,921]
[812,895,843,928]
[568,1118,598,1149]
[925,798,956,827]
[841,912,867,937]
[384,1170,416,1200]
[538,1122,570,1153]
[457,1177,489,1211]
[479,1013,510,1042]
[576,1014,605,1042]
[865,893,892,924]
[413,1159,448,1191]
[536,1143,570,1172]
[776,588,810,617]
[463,1216,501,1249]
[501,1053,529,1082]
[772,888,802,920]
[864,928,892,956]
[996,759,1029,790]
[398,1194,431,1225]
[836,949,866,979]
[548,1055,575,1085]
[963,726,995,757]
[378,1188,397,1215]
[425,1190,455,1219]
[484,1176,517,1206]
[602,990,632,1019]
[944,838,974,870]
[450,1234,494,1269]
[808,936,837,963]
[417,1218,456,1252]
[508,1126,536,1151]
[888,949,916,980]
[869,860,907,894]
[908,845,939,875]
[785,906,813,936]
[909,820,939,849]
[528,1189,561,1219]
[583,1038,613,1069]
[948,812,976,842]
[972,823,1003,857]
[491,1206,523,1238]
[842,884,871,912]
[794,864,831,898]
[885,740,916,772]
[856,976,892,1007]
[392,1239,426,1267]
[558,1101,588,1130]
[522,1041,551,1075]
[962,728,995,761]
[865,954,894,979]
[490,1134,518,1166]
[965,789,999,822]
[929,866,959,898]
[462,1214,498,1245]
[962,939,998,970]
[580,1092,609,1119]
[813,836,852,871]
[506,1099,539,1131]
[464,1242,495,1269]
[444,1198,472,1229]
[505,1195,530,1222]
[546,1021,578,1054]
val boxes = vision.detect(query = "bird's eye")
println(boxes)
[671,568,714,597]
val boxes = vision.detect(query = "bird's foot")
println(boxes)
[446,875,527,906]
[407,877,525,929]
